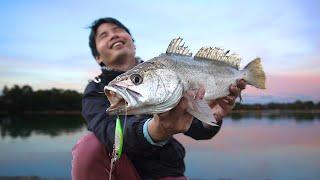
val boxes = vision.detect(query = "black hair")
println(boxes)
[88,17,132,66]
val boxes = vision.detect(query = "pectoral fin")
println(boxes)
[185,95,220,127]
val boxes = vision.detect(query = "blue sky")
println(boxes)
[0,0,319,103]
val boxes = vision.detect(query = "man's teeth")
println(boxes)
[112,42,124,48]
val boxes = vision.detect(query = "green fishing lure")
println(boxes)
[114,115,123,160]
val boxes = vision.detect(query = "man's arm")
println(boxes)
[183,119,222,140]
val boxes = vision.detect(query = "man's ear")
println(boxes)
[95,56,105,66]
[95,56,103,64]
[132,37,136,50]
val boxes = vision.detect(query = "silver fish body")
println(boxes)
[154,54,243,100]
[104,38,266,125]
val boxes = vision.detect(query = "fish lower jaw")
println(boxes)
[105,88,129,111]
[107,106,128,115]
[108,98,128,110]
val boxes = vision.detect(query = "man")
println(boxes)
[72,17,245,180]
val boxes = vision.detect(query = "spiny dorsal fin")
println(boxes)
[166,37,192,57]
[194,47,241,69]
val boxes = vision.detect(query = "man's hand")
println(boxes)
[209,79,246,122]
[148,79,246,142]
[148,89,205,142]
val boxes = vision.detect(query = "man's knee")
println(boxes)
[71,132,141,180]
[73,133,107,154]
[72,133,110,171]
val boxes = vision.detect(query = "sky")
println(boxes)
[0,0,319,103]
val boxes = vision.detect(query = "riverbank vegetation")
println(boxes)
[0,85,319,113]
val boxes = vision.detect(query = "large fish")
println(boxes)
[104,37,266,126]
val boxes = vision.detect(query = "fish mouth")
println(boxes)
[104,84,141,114]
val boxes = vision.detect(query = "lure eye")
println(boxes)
[130,74,143,85]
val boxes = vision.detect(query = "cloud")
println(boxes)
[1,0,319,100]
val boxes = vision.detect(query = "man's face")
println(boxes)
[95,23,135,66]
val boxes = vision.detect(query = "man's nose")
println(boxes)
[109,32,120,41]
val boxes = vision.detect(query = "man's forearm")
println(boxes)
[147,116,171,142]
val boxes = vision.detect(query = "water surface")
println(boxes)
[0,113,319,179]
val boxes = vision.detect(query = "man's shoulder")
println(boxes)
[84,75,106,96]
[83,67,125,96]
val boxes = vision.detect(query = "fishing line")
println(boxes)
[109,148,114,180]
[108,117,115,180]
[109,89,128,180]
[121,88,128,155]
[122,99,128,139]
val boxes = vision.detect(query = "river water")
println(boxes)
[0,112,319,179]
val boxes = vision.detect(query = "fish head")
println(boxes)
[104,61,183,115]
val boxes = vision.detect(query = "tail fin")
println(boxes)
[243,58,266,89]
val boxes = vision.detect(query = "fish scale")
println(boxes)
[158,54,241,100]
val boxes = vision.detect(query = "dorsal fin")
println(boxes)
[166,37,192,57]
[194,47,241,69]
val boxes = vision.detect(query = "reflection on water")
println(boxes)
[1,112,319,139]
[0,113,319,179]
[0,114,87,179]
[0,114,85,138]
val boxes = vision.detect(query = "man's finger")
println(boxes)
[195,87,205,100]
[229,84,240,97]
[224,96,235,105]
[159,97,189,119]
[185,90,196,99]
[236,79,246,90]
[208,100,218,108]
[212,105,226,120]
[216,98,229,109]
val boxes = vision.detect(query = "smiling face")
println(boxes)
[95,23,136,70]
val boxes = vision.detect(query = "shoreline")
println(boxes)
[232,109,320,113]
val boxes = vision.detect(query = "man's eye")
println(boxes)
[98,32,107,39]
[130,74,143,85]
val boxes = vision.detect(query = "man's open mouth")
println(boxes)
[110,41,125,49]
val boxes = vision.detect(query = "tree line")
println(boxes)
[0,85,319,112]
[234,101,320,110]
[0,85,82,112]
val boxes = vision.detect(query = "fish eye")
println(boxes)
[130,74,143,85]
